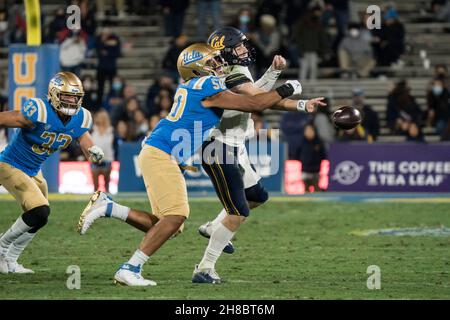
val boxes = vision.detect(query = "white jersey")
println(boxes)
[213,65,255,147]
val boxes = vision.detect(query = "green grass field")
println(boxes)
[0,196,449,299]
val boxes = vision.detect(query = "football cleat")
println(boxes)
[0,255,8,274]
[77,191,112,235]
[192,264,221,284]
[7,261,34,274]
[198,222,235,254]
[114,263,157,287]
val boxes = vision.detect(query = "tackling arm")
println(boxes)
[0,111,34,129]
[230,82,326,113]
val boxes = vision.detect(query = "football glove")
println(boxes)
[88,145,104,164]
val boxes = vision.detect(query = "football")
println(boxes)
[331,106,362,130]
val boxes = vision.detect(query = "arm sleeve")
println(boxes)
[254,65,282,91]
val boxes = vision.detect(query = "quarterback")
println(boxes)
[0,72,104,274]
[78,43,303,286]
[193,27,325,283]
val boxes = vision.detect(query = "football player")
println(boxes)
[193,27,325,283]
[0,72,104,274]
[77,43,305,286]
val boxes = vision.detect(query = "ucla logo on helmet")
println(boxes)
[210,35,225,50]
[183,50,203,65]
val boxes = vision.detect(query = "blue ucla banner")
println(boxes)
[8,44,60,192]
[117,139,285,193]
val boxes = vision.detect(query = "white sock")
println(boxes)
[211,209,227,228]
[198,223,235,270]
[127,249,149,267]
[0,217,32,257]
[109,202,130,221]
[6,232,36,262]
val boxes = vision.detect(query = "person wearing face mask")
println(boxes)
[427,77,450,136]
[338,23,376,78]
[232,8,254,34]
[81,75,98,113]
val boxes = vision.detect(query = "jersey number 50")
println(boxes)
[167,88,187,122]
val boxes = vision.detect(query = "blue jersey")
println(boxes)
[0,98,93,176]
[146,75,227,163]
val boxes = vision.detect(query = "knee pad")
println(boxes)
[22,205,51,233]
[245,183,269,205]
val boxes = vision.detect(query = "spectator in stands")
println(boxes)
[47,7,67,43]
[145,74,176,116]
[96,27,121,108]
[8,3,26,44]
[338,23,376,78]
[133,109,149,140]
[161,0,190,38]
[321,0,350,51]
[292,6,330,80]
[431,0,450,22]
[352,88,380,142]
[91,109,115,193]
[148,114,161,135]
[231,8,256,34]
[104,76,126,121]
[154,89,173,115]
[296,124,326,193]
[427,76,450,135]
[252,14,282,77]
[434,64,449,89]
[113,120,130,159]
[96,0,126,19]
[79,0,97,56]
[386,80,423,133]
[372,7,405,67]
[313,98,335,150]
[60,30,87,76]
[280,112,312,160]
[405,121,425,143]
[196,0,221,40]
[162,35,188,81]
[81,75,98,113]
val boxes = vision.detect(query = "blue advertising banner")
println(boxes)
[328,142,450,192]
[117,138,285,193]
[8,44,60,192]
[118,142,145,192]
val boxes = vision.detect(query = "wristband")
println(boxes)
[275,83,294,99]
[296,100,307,112]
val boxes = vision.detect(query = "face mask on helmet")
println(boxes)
[58,93,83,116]
[202,54,227,77]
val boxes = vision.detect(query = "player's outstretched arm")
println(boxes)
[228,80,327,113]
[78,131,105,164]
[201,82,297,112]
[0,110,34,128]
